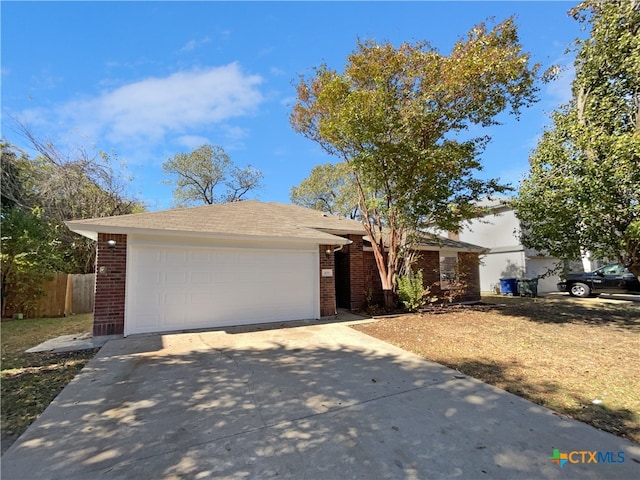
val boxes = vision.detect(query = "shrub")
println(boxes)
[397,269,430,312]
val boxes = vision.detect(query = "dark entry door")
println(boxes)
[335,251,351,309]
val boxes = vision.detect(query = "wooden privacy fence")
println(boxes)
[4,273,95,319]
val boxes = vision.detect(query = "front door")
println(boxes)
[335,251,351,309]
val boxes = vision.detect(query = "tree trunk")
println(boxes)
[382,289,396,310]
[628,263,640,279]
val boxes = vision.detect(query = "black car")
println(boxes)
[557,263,640,298]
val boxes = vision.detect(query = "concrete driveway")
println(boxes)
[2,321,639,480]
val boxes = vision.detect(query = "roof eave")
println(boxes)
[413,244,489,254]
[64,222,353,246]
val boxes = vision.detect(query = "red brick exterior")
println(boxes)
[319,245,336,317]
[362,249,482,308]
[458,252,481,302]
[363,251,384,307]
[414,251,444,299]
[94,233,127,336]
[345,234,365,311]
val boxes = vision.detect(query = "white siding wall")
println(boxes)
[460,207,521,250]
[459,205,560,293]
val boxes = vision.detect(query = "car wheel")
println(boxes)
[569,282,591,298]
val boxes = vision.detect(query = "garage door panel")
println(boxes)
[189,250,211,264]
[189,271,211,283]
[135,314,161,331]
[164,271,187,284]
[126,244,318,335]
[163,250,188,265]
[162,291,187,306]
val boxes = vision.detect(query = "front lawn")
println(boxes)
[352,294,640,443]
[1,314,96,454]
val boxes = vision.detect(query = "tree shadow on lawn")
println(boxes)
[1,349,99,454]
[452,358,639,444]
[485,296,640,331]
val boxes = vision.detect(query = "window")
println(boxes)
[600,264,626,275]
[439,254,458,289]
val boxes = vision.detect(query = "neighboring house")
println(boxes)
[66,201,485,338]
[456,198,589,294]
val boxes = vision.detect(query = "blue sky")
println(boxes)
[2,1,582,212]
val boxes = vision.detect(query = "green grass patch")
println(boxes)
[1,314,96,453]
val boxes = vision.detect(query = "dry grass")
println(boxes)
[352,294,640,443]
[1,314,96,453]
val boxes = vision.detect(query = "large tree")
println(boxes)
[291,19,539,306]
[162,144,263,206]
[12,127,144,272]
[515,1,640,277]
[290,162,359,219]
[3,124,144,274]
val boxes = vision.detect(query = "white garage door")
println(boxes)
[125,243,319,335]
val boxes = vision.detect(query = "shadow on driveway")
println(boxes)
[2,324,639,479]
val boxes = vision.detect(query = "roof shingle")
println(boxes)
[66,200,365,244]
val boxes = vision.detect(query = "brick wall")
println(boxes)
[346,234,365,311]
[319,245,336,317]
[415,251,444,298]
[458,252,481,302]
[363,251,384,306]
[94,233,127,336]
[363,249,482,306]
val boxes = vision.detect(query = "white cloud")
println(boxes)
[179,36,211,53]
[176,135,211,150]
[269,66,286,76]
[57,63,264,145]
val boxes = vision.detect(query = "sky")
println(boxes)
[1,1,583,212]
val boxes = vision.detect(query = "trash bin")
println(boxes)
[517,278,539,298]
[499,278,518,295]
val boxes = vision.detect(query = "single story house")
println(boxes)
[66,201,485,338]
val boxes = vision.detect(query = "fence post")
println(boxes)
[64,274,73,316]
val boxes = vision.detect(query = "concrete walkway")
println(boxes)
[2,322,639,480]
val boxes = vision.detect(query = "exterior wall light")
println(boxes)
[107,239,117,250]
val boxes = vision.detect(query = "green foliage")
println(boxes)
[291,18,539,305]
[1,143,32,212]
[0,136,143,318]
[290,162,359,218]
[162,144,263,206]
[514,0,640,276]
[2,136,145,274]
[397,270,429,312]
[1,207,63,316]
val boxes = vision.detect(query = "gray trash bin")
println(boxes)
[517,278,538,298]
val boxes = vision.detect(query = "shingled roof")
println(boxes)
[364,230,487,253]
[66,200,365,244]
